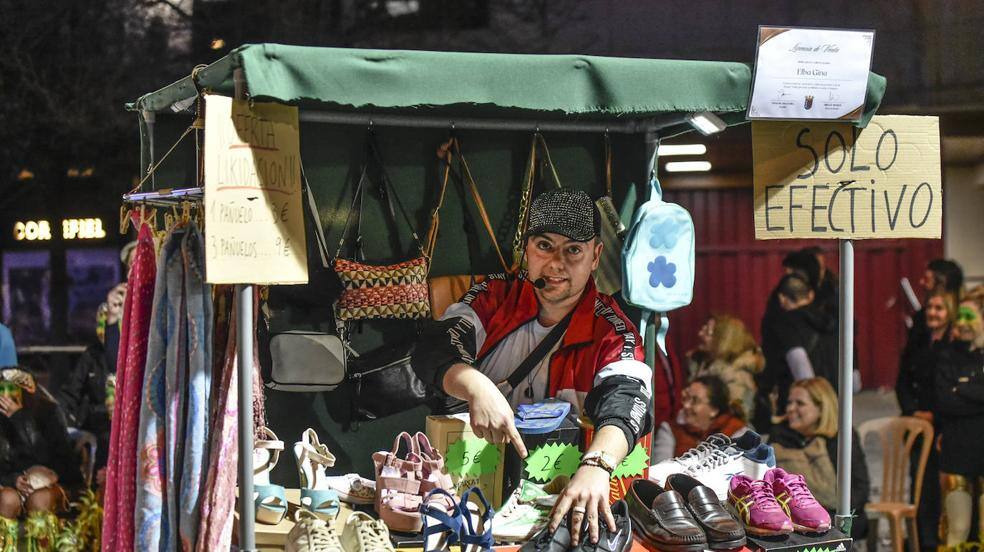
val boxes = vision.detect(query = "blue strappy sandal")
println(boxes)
[253,427,288,525]
[420,488,463,552]
[460,487,495,552]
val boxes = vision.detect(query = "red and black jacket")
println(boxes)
[412,273,653,448]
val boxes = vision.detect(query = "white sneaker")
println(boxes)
[342,511,395,552]
[684,440,776,501]
[491,477,568,543]
[325,473,375,505]
[286,510,344,552]
[648,433,733,486]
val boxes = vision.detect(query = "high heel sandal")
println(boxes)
[459,487,495,552]
[420,488,463,552]
[373,432,425,533]
[293,428,341,521]
[254,427,288,525]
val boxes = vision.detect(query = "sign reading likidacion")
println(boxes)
[203,95,308,284]
[749,26,875,121]
[752,115,941,240]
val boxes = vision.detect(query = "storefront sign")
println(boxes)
[752,115,941,240]
[12,218,106,241]
[749,26,875,121]
[13,221,52,241]
[203,95,307,284]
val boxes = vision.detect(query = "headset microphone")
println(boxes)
[533,278,547,289]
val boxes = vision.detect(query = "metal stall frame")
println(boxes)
[124,45,887,549]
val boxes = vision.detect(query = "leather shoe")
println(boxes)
[665,474,746,550]
[625,479,706,552]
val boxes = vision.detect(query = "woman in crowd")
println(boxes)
[768,377,870,540]
[687,314,765,425]
[0,368,81,529]
[896,289,957,551]
[651,375,747,463]
[935,300,984,547]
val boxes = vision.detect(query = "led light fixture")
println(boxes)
[686,112,727,135]
[665,161,712,173]
[658,144,707,156]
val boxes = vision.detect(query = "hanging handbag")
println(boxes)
[333,134,436,321]
[427,137,511,319]
[347,339,432,421]
[594,134,630,295]
[510,132,563,268]
[260,176,348,392]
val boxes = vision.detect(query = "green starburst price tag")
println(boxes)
[524,443,581,482]
[445,438,499,477]
[612,443,650,479]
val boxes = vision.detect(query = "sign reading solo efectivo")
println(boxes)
[752,115,941,240]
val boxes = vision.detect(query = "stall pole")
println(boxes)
[641,130,659,366]
[835,239,855,535]
[233,66,257,552]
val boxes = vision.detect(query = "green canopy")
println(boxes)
[129,43,886,133]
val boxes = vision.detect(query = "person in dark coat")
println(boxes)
[896,290,957,552]
[0,368,81,523]
[768,377,870,540]
[934,301,984,547]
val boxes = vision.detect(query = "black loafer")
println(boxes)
[575,500,633,552]
[665,473,746,550]
[626,478,707,552]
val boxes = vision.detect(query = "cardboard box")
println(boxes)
[502,414,582,499]
[581,419,652,504]
[747,529,851,552]
[425,414,506,508]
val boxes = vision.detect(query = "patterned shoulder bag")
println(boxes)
[333,134,436,321]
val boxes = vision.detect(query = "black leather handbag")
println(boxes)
[347,337,434,421]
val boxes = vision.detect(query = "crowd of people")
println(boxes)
[653,248,984,547]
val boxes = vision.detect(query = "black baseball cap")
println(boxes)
[523,188,600,242]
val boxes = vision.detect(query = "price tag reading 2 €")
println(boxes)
[446,438,500,478]
[525,443,581,482]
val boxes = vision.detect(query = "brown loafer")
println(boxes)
[665,474,746,550]
[625,479,706,552]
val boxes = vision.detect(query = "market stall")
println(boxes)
[113,43,886,551]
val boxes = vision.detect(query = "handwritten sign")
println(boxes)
[524,443,581,483]
[203,95,307,284]
[753,115,941,240]
[445,438,500,477]
[749,26,874,121]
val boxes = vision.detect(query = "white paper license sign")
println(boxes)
[752,115,941,240]
[749,26,875,121]
[203,94,308,284]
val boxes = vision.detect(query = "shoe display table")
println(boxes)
[747,529,851,552]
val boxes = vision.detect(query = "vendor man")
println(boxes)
[413,188,652,546]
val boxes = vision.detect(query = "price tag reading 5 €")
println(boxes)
[446,438,500,477]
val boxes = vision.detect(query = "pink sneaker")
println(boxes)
[728,475,793,536]
[765,468,832,533]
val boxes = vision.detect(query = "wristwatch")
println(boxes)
[580,451,617,472]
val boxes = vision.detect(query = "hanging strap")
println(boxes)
[604,132,613,198]
[444,138,510,273]
[334,133,427,261]
[510,132,564,266]
[424,143,454,260]
[639,311,669,356]
[300,164,331,269]
[500,311,573,393]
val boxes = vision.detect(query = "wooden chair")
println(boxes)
[858,416,934,552]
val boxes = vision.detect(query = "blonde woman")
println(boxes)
[767,378,871,539]
[687,314,765,422]
[935,300,984,547]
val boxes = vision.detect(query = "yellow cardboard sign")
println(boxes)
[752,115,941,240]
[203,95,308,284]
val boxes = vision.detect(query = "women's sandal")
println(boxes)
[420,488,464,552]
[294,428,341,521]
[373,432,425,533]
[414,432,455,496]
[254,427,288,525]
[459,487,495,552]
